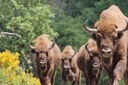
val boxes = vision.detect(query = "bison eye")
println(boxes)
[46,51,48,56]
[92,33,102,43]
[112,36,118,44]
[96,33,102,42]
[61,59,64,63]
[69,58,72,63]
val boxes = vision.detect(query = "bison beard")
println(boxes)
[40,58,47,71]
[92,64,100,76]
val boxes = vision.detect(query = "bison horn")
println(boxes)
[72,47,77,57]
[85,43,90,53]
[30,44,36,53]
[84,19,98,33]
[116,20,128,33]
[30,44,35,49]
[48,39,55,50]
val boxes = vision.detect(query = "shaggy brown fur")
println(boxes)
[77,39,102,85]
[30,34,61,85]
[61,45,81,85]
[86,5,128,85]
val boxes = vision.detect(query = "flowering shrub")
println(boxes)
[0,50,19,69]
[0,50,41,85]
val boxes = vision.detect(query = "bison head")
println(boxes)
[84,19,128,66]
[61,46,76,76]
[85,43,101,75]
[30,41,55,71]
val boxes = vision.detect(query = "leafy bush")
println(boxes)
[0,50,41,85]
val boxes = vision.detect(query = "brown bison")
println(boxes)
[30,34,61,85]
[84,5,128,85]
[61,45,81,85]
[77,38,102,85]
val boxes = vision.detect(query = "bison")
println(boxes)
[30,34,61,85]
[84,5,128,85]
[77,38,102,85]
[61,45,81,85]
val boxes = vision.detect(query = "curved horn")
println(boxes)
[29,44,36,53]
[84,19,98,33]
[30,44,35,49]
[48,39,55,50]
[85,43,90,53]
[116,20,128,33]
[72,47,77,57]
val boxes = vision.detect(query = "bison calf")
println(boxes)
[61,45,81,85]
[77,39,102,85]
[30,34,61,85]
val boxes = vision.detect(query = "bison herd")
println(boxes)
[30,5,128,85]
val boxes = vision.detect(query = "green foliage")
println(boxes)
[0,50,40,85]
[0,0,57,61]
[0,67,41,85]
[53,15,89,50]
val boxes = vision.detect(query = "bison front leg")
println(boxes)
[113,78,119,85]
[62,79,67,85]
[71,75,77,85]
[76,72,81,85]
[39,77,47,85]
[46,77,51,85]
[113,60,127,85]
[72,81,76,85]
[47,63,55,85]
[51,69,57,85]
[62,72,67,85]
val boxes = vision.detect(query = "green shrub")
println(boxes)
[0,50,41,85]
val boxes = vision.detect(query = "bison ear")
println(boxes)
[30,49,36,53]
[90,33,97,41]
[91,33,101,43]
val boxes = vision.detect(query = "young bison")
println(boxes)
[77,39,102,85]
[61,45,81,85]
[30,34,61,85]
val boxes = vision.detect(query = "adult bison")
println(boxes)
[30,34,61,85]
[61,45,81,85]
[84,5,128,85]
[77,38,102,85]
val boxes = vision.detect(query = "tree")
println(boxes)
[0,0,57,71]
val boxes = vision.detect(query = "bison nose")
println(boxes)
[64,65,70,69]
[40,60,46,64]
[102,48,112,54]
[93,63,99,68]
